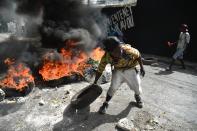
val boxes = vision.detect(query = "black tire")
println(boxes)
[71,84,102,109]
[1,82,35,97]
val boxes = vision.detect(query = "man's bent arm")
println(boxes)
[136,55,145,77]
[94,71,102,84]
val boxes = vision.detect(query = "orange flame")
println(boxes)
[90,47,105,61]
[39,41,105,81]
[0,59,34,91]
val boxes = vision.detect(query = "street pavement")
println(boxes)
[0,61,197,131]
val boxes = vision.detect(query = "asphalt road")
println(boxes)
[0,62,197,131]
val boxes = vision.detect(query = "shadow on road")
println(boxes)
[53,102,136,131]
[155,70,174,75]
[0,102,23,116]
[153,62,197,76]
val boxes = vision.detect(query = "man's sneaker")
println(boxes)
[98,102,108,114]
[136,101,143,108]
[135,94,143,108]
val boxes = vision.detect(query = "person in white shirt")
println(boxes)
[167,24,190,71]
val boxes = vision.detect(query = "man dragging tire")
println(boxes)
[94,36,145,114]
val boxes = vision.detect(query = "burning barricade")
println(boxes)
[38,39,106,86]
[0,37,111,101]
[0,58,35,97]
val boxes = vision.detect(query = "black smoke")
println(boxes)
[0,0,107,74]
[15,0,107,51]
[15,0,43,17]
[0,0,12,8]
[0,0,14,22]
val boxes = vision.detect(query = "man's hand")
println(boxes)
[166,41,176,47]
[93,80,97,85]
[140,68,145,77]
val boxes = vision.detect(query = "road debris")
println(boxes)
[39,99,45,106]
[116,118,135,131]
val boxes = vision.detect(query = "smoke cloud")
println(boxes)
[1,0,107,50]
[14,0,107,51]
[15,0,43,17]
[0,0,12,8]
[0,0,107,73]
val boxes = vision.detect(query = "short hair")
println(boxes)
[103,36,121,52]
[181,24,188,29]
[181,24,189,31]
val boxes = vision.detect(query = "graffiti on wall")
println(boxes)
[106,5,134,36]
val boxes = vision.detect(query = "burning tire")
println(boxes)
[71,84,102,109]
[0,61,35,97]
[37,74,83,87]
[1,82,35,97]
[39,76,66,87]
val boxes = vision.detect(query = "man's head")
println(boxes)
[180,24,188,32]
[103,36,121,52]
[103,36,122,59]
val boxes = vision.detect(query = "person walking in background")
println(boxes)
[94,36,145,114]
[167,24,190,71]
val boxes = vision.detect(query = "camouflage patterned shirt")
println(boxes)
[98,44,140,73]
